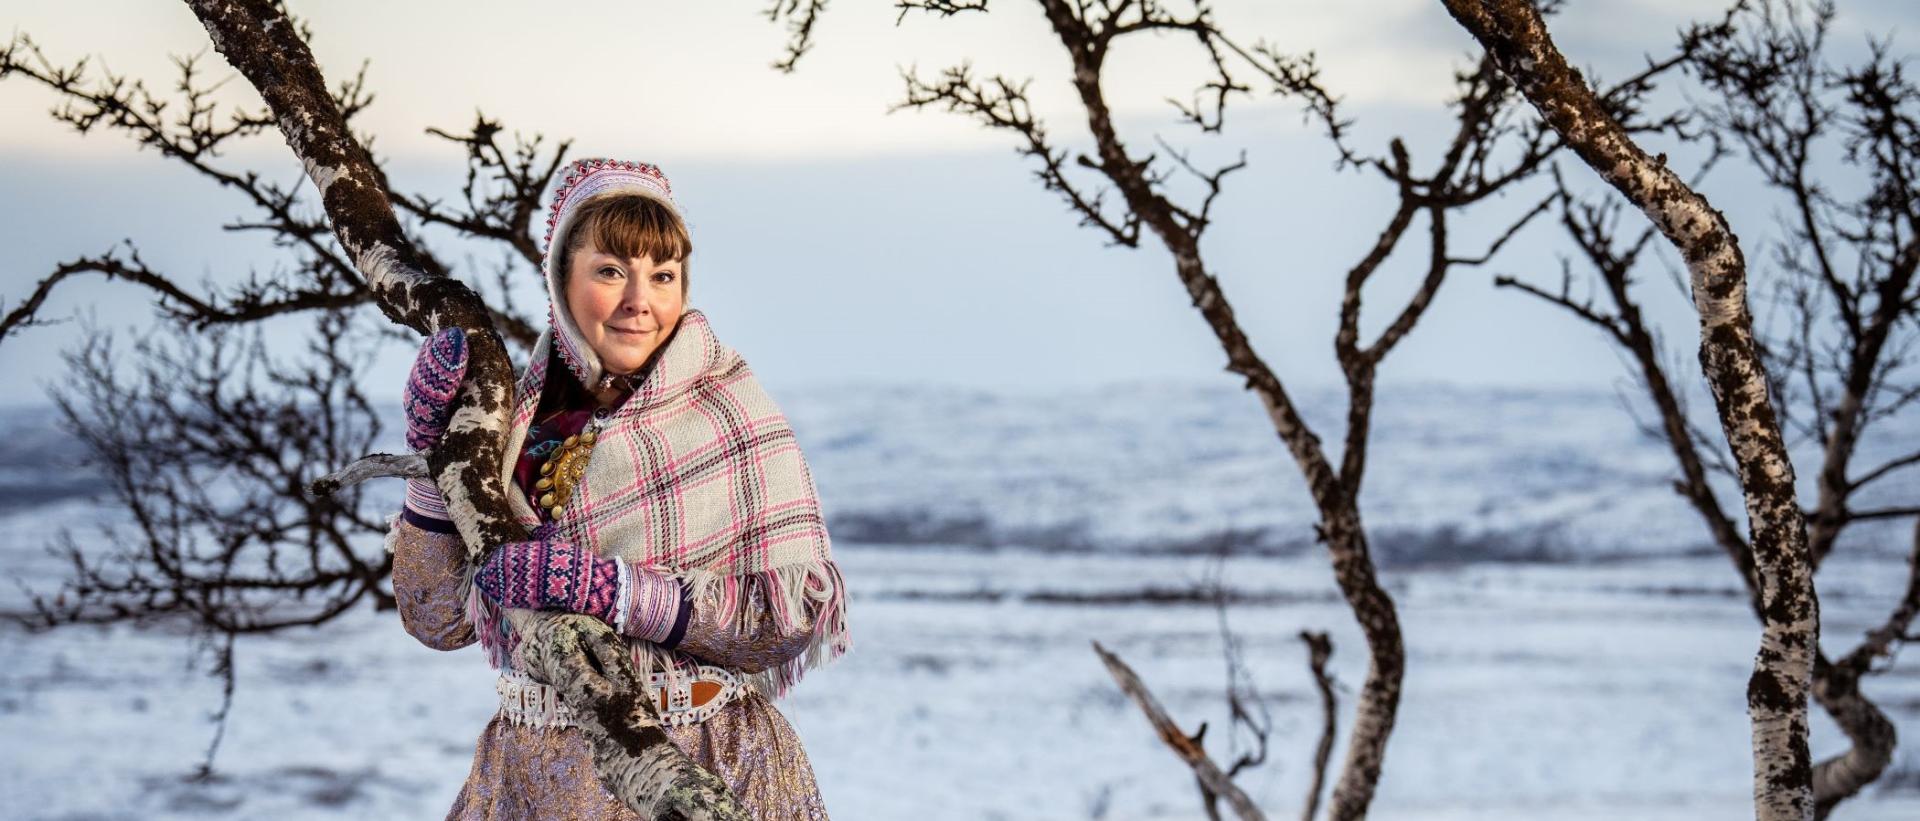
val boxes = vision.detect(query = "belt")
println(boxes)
[495,664,745,729]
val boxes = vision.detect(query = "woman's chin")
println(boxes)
[599,348,655,376]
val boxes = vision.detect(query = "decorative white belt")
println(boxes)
[495,665,745,729]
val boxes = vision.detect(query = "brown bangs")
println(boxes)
[560,194,693,287]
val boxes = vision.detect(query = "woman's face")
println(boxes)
[565,240,685,377]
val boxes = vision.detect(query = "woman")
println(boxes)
[387,158,850,820]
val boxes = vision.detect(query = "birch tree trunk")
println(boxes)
[182,1,744,817]
[1435,2,1819,818]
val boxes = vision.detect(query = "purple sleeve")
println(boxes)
[668,580,819,675]
[391,516,477,651]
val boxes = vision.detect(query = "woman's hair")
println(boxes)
[558,194,693,297]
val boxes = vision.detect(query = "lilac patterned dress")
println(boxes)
[390,387,832,820]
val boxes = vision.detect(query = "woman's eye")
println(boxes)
[652,271,677,283]
[597,266,624,279]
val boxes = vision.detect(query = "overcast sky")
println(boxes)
[2,0,1913,405]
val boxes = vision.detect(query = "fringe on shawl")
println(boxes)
[463,556,850,702]
[466,578,519,670]
[628,557,851,701]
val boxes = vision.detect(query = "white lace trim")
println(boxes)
[612,560,634,635]
[494,664,745,729]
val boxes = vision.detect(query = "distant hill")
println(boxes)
[4,381,1915,565]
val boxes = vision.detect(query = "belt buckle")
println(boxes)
[495,664,740,729]
[648,664,742,726]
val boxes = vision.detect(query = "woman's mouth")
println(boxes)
[607,326,653,338]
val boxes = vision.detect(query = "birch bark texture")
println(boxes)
[1435,2,1820,818]
[181,1,746,817]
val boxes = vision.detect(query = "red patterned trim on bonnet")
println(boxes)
[540,158,677,266]
[537,157,686,393]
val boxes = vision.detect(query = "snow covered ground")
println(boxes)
[2,383,1918,819]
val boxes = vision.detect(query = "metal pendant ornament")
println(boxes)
[534,426,597,519]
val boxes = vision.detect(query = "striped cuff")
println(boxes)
[619,570,692,647]
[403,478,454,532]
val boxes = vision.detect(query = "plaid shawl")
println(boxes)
[471,308,849,698]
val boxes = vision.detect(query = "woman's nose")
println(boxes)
[621,280,649,314]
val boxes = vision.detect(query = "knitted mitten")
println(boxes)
[475,535,625,624]
[474,533,686,640]
[400,328,467,525]
[404,327,469,451]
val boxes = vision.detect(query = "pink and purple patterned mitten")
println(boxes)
[475,536,623,623]
[474,531,688,641]
[400,328,467,528]
[404,327,469,451]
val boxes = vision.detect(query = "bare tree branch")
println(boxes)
[1092,641,1265,821]
[1299,630,1338,821]
[1847,505,1920,522]
[1848,447,1920,490]
[309,452,426,497]
[766,0,831,73]
[895,63,1143,246]
[0,32,546,352]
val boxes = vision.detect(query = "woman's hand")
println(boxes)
[404,327,469,451]
[475,531,624,624]
[399,328,468,526]
[476,527,688,642]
